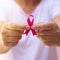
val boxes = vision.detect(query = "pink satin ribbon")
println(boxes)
[24,15,36,36]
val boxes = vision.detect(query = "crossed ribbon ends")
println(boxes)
[24,15,36,36]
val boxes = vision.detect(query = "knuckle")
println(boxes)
[4,41,18,46]
[43,41,53,46]
[43,40,55,46]
[2,36,21,43]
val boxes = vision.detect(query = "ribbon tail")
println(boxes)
[24,29,30,36]
[31,28,36,36]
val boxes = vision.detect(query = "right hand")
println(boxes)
[0,23,28,47]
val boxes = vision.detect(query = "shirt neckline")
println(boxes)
[13,0,43,16]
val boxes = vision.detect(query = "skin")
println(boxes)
[0,0,60,53]
[32,20,60,46]
[15,0,41,13]
[0,0,41,54]
[0,22,28,53]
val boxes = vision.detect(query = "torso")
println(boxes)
[0,0,57,60]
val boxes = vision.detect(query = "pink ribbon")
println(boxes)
[24,15,36,36]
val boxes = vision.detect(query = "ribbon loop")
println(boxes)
[24,15,36,36]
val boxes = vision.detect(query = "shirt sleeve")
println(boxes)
[0,7,7,22]
[51,1,60,19]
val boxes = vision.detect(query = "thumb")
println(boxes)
[32,22,56,30]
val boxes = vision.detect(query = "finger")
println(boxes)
[36,23,58,35]
[40,23,58,31]
[37,29,58,35]
[1,29,23,37]
[2,35,21,42]
[37,33,59,38]
[2,23,29,31]
[37,35,57,46]
[37,35,57,40]
[4,42,18,46]
[32,23,41,30]
[15,22,29,29]
[37,37,54,46]
[32,22,58,31]
[37,33,60,42]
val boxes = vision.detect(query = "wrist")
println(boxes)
[0,43,12,54]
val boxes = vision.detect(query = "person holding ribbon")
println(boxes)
[0,0,60,60]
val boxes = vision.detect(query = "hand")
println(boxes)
[0,22,28,47]
[33,22,60,46]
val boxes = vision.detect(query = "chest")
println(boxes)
[8,5,53,24]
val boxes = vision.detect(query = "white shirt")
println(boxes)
[0,0,60,60]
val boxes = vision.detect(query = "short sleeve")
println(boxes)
[51,1,60,19]
[0,7,7,22]
[0,0,9,22]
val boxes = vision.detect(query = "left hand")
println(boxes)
[32,22,60,46]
